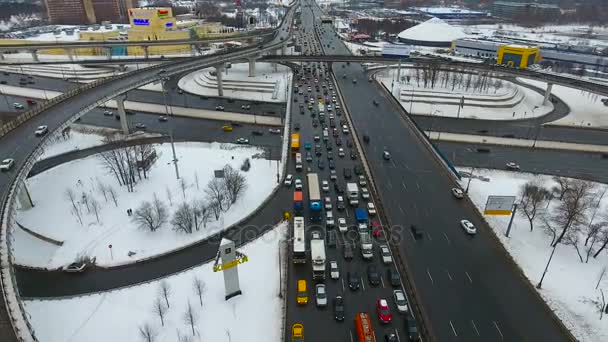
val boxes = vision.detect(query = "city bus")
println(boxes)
[307,173,322,221]
[291,133,300,153]
[354,312,376,342]
[293,216,306,264]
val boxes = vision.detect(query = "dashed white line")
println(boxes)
[341,278,345,292]
[387,179,393,189]
[426,232,433,241]
[427,269,434,285]
[493,321,504,340]
[471,320,480,336]
[380,275,385,288]
[446,270,453,281]
[394,328,401,342]
[361,277,366,291]
[349,329,354,342]
[416,182,421,191]
[408,230,415,241]
[398,204,405,215]
[465,271,473,284]
[449,320,458,337]
[443,233,451,244]
[401,181,407,191]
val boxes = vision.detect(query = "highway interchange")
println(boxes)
[1,0,607,340]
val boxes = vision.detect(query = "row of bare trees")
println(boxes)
[65,179,118,225]
[407,64,504,94]
[132,164,247,234]
[140,277,208,342]
[518,176,608,263]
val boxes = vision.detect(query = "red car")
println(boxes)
[26,99,37,105]
[371,220,382,237]
[376,298,392,324]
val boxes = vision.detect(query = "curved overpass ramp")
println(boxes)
[0,3,298,340]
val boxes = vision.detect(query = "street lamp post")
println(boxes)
[160,76,180,180]
[465,167,474,193]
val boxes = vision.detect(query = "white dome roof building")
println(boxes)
[397,18,466,47]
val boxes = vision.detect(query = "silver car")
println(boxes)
[316,284,327,307]
[393,290,409,313]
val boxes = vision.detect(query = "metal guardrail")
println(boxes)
[0,2,298,339]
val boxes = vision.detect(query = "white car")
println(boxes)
[315,284,327,307]
[326,211,335,227]
[330,261,339,279]
[325,197,333,210]
[285,174,293,186]
[367,202,377,216]
[506,162,520,170]
[13,102,24,109]
[322,180,330,192]
[380,245,392,264]
[338,217,347,232]
[361,187,370,199]
[236,138,249,144]
[103,110,113,116]
[358,175,367,186]
[34,125,48,136]
[269,128,281,134]
[451,187,464,199]
[241,104,251,110]
[215,105,225,111]
[460,219,477,235]
[330,170,337,181]
[393,290,409,313]
[338,148,345,158]
[295,178,303,190]
[0,158,15,172]
[342,125,349,134]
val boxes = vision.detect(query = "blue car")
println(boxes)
[304,142,312,150]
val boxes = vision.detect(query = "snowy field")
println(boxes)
[518,78,608,128]
[16,142,279,268]
[39,126,122,159]
[377,68,551,120]
[178,62,293,103]
[24,222,286,342]
[459,168,608,342]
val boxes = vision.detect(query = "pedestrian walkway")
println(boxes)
[426,131,608,153]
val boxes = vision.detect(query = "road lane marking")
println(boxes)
[361,277,366,291]
[402,181,407,191]
[395,328,401,342]
[408,230,415,241]
[446,270,453,281]
[416,182,421,191]
[341,278,345,292]
[399,204,405,215]
[449,320,458,337]
[443,233,451,245]
[427,269,434,285]
[471,320,480,336]
[426,232,432,241]
[387,179,393,189]
[493,321,504,340]
[465,271,473,284]
[349,330,354,342]
[380,275,385,288]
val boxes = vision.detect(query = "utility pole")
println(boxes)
[465,167,474,193]
[536,244,558,289]
[161,76,180,180]
[505,203,518,237]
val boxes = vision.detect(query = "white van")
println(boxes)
[295,153,302,171]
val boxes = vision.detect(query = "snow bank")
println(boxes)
[16,142,279,268]
[24,222,286,342]
[459,168,608,342]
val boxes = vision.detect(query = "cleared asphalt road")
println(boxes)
[317,9,572,342]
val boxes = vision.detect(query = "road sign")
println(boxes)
[484,195,516,215]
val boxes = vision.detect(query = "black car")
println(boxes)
[294,123,300,130]
[315,148,322,156]
[347,140,353,148]
[350,151,357,160]
[411,225,424,240]
[327,151,334,160]
[363,135,370,143]
[343,168,352,179]
[387,268,401,287]
[327,230,337,247]
[406,315,420,341]
[347,271,360,291]
[252,130,264,136]
[367,265,380,287]
[328,160,336,169]
[334,296,345,321]
[326,143,333,151]
[354,165,363,175]
[334,183,344,194]
[336,138,342,146]
[318,159,325,169]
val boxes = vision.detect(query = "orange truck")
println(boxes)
[354,312,376,342]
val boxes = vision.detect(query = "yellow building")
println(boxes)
[497,45,541,69]
[127,7,191,56]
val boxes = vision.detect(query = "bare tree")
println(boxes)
[107,186,118,206]
[152,193,168,228]
[90,198,101,223]
[153,296,168,327]
[193,276,206,307]
[585,223,607,262]
[97,180,108,202]
[563,225,584,262]
[71,206,83,225]
[551,179,595,247]
[81,191,90,213]
[65,188,79,214]
[194,172,200,190]
[172,202,195,234]
[183,301,198,336]
[192,199,208,231]
[180,177,188,199]
[98,142,138,193]
[133,201,164,232]
[553,176,573,200]
[519,179,551,231]
[139,323,157,342]
[223,165,247,205]
[594,226,608,258]
[541,216,558,246]
[209,198,222,220]
[205,178,227,212]
[159,280,171,308]
[166,186,173,206]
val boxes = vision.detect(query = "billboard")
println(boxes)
[133,18,150,26]
[157,9,169,18]
[382,44,411,58]
[484,196,516,215]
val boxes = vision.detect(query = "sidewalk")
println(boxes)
[426,131,608,153]
[0,85,282,126]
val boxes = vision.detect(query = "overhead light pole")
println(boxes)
[160,74,180,180]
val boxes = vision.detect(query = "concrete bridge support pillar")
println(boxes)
[281,44,287,55]
[190,44,198,57]
[543,82,553,105]
[216,64,224,97]
[30,50,39,62]
[116,95,129,135]
[0,51,4,60]
[248,57,256,77]
[105,47,112,60]
[397,59,402,82]
[17,182,33,210]
[143,46,149,60]
[273,63,278,72]
[66,48,75,62]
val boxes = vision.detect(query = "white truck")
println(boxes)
[346,182,359,206]
[310,235,326,280]
[360,232,373,260]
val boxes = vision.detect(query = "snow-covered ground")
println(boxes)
[377,68,552,120]
[16,142,279,268]
[178,62,292,103]
[24,222,286,342]
[518,78,608,128]
[39,126,119,159]
[459,168,608,342]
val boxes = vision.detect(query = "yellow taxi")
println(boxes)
[291,323,304,342]
[296,279,308,305]
[222,125,233,132]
